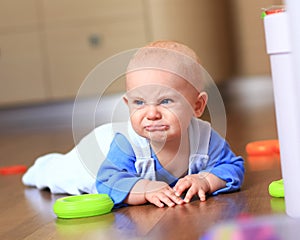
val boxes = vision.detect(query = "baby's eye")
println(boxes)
[160,98,173,105]
[133,100,145,106]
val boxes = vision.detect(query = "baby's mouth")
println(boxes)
[144,125,169,132]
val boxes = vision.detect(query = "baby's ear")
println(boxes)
[194,92,208,117]
[123,95,129,105]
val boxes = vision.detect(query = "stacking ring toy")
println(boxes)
[53,194,114,219]
[269,179,284,198]
[246,140,280,156]
[0,165,27,175]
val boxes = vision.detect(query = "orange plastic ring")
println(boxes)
[246,140,279,156]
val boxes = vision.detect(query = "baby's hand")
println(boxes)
[173,174,211,203]
[144,181,184,208]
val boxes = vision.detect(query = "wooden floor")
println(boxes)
[0,78,294,240]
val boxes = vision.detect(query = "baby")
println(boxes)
[96,41,244,208]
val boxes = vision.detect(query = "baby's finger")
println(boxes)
[183,186,197,203]
[165,189,184,205]
[173,179,191,197]
[150,196,165,208]
[198,189,206,202]
[159,193,176,207]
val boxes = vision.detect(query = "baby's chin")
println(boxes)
[147,131,184,145]
[145,130,168,142]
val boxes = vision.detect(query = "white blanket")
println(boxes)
[22,123,117,195]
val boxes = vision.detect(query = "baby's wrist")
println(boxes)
[198,172,226,193]
[198,172,211,193]
[143,180,152,201]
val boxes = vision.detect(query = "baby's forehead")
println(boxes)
[126,69,193,90]
[125,71,198,103]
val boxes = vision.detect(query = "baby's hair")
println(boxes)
[145,40,201,64]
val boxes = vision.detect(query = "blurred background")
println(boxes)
[0,0,283,132]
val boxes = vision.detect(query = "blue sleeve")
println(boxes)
[95,133,142,207]
[205,130,245,195]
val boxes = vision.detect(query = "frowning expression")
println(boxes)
[124,69,205,144]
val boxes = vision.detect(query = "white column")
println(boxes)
[264,8,300,218]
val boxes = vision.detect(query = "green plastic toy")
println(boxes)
[269,179,284,198]
[53,194,114,219]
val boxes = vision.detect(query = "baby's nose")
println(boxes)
[146,105,162,120]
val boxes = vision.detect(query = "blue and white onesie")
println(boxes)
[96,117,244,207]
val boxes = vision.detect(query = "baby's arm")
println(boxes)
[173,130,244,203]
[97,133,184,207]
[173,173,226,203]
[124,179,184,207]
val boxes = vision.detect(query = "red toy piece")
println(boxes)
[0,165,27,175]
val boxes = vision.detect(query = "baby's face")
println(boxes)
[124,69,203,143]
